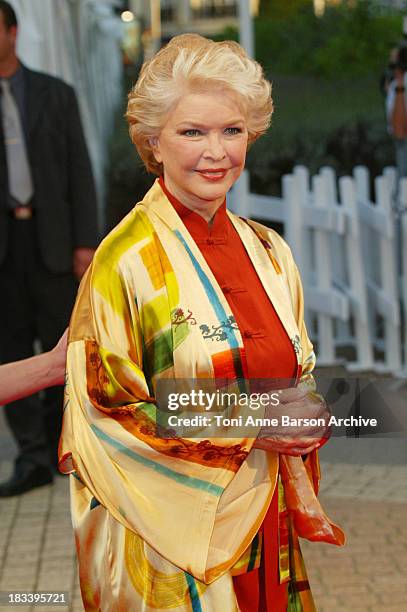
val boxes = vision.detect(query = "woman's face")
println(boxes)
[151,90,248,221]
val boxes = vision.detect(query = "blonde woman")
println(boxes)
[60,35,343,611]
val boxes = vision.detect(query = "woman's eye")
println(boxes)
[182,129,202,137]
[224,127,242,135]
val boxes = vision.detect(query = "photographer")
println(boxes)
[386,19,407,177]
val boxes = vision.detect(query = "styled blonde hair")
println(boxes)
[126,34,273,175]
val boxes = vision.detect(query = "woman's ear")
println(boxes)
[149,136,162,163]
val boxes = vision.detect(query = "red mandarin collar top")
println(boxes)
[159,178,297,382]
[159,178,292,610]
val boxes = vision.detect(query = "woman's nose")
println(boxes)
[203,133,226,160]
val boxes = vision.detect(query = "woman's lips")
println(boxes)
[195,169,228,181]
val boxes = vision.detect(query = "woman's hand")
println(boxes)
[48,328,69,386]
[0,329,69,405]
[252,383,331,456]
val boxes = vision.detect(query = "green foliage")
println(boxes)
[212,25,238,43]
[244,72,393,196]
[259,0,313,20]
[218,1,403,78]
[309,2,402,77]
[255,7,319,74]
[256,0,402,78]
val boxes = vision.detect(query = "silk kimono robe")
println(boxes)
[59,179,344,611]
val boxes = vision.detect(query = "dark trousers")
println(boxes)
[0,217,77,470]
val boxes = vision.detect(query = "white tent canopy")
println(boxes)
[9,0,124,226]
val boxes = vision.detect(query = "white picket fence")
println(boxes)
[228,166,407,375]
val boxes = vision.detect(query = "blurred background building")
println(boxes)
[128,0,258,37]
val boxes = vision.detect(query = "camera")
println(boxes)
[390,16,407,74]
[389,45,407,74]
[381,16,407,94]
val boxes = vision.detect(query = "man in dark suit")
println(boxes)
[0,1,99,495]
